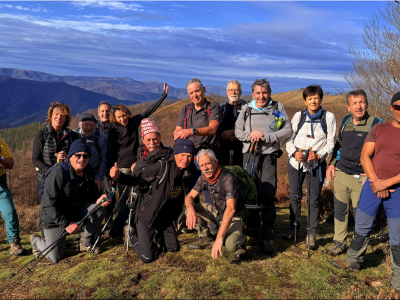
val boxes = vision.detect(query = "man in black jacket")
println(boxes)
[30,140,112,263]
[110,138,194,263]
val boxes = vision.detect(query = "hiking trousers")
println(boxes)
[243,152,277,240]
[0,183,20,244]
[117,168,132,212]
[345,180,400,287]
[332,168,363,243]
[194,202,246,252]
[287,161,326,235]
[32,202,106,263]
[131,218,179,264]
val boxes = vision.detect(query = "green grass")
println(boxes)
[0,207,395,299]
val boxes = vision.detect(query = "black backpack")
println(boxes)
[38,162,70,195]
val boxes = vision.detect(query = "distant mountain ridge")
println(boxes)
[0,75,138,128]
[0,68,229,101]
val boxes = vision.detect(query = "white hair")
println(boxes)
[227,79,242,92]
[197,149,216,161]
[186,78,203,89]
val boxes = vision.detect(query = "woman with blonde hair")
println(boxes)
[32,102,78,202]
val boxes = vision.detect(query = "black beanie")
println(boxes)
[80,113,97,122]
[68,139,91,159]
[173,139,195,155]
[391,92,400,105]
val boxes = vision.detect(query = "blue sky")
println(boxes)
[0,1,387,93]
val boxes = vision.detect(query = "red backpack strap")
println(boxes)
[206,103,210,116]
[183,104,192,129]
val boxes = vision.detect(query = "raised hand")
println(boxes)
[163,82,169,94]
[110,162,120,179]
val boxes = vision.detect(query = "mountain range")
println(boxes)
[0,68,228,101]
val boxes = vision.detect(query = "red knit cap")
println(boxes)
[140,118,159,137]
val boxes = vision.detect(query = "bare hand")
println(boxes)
[211,237,223,259]
[186,208,197,230]
[110,162,120,179]
[222,129,235,140]
[307,151,319,162]
[163,82,168,94]
[95,179,104,192]
[108,180,113,188]
[130,162,137,173]
[65,222,80,234]
[294,152,304,163]
[96,194,112,207]
[174,129,193,140]
[326,165,336,181]
[370,178,389,193]
[249,130,265,142]
[57,151,68,161]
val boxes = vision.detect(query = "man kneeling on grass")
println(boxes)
[30,140,112,263]
[185,149,247,259]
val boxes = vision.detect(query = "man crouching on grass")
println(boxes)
[185,149,246,259]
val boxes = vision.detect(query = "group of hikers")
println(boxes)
[1,77,400,290]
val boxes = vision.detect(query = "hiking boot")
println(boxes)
[306,232,317,250]
[187,236,214,250]
[282,227,296,241]
[332,258,361,272]
[10,237,26,256]
[123,225,135,248]
[29,234,42,257]
[263,240,276,254]
[327,241,346,256]
[234,241,247,259]
[390,273,400,293]
[99,230,112,242]
[180,226,192,234]
[79,237,100,254]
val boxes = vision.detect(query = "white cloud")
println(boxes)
[70,1,143,12]
[0,4,49,13]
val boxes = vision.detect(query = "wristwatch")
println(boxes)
[192,128,198,135]
[0,156,4,163]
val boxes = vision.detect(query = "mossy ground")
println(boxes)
[0,206,395,299]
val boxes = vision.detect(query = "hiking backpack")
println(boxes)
[335,115,382,162]
[293,110,328,142]
[38,161,70,195]
[243,102,279,132]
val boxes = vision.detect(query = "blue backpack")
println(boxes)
[38,162,70,195]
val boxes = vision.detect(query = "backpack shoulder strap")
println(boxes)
[92,129,102,156]
[320,110,328,136]
[371,117,382,129]
[243,106,252,122]
[338,115,352,144]
[293,111,307,141]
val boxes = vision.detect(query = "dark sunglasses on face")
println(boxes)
[392,105,400,111]
[74,153,89,160]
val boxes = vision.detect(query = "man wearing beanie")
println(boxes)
[333,92,400,292]
[75,113,108,194]
[30,140,112,263]
[185,148,246,259]
[109,138,194,263]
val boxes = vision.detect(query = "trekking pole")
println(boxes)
[307,147,312,257]
[250,142,259,178]
[90,186,128,252]
[229,150,234,166]
[370,232,389,241]
[244,141,256,171]
[126,188,137,257]
[294,149,303,247]
[10,188,116,278]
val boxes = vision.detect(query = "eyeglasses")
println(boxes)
[227,89,240,93]
[392,105,400,111]
[74,153,89,160]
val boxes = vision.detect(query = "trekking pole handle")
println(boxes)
[254,141,259,152]
[297,149,303,163]
[249,141,256,152]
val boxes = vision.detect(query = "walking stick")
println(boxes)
[126,188,134,257]
[250,142,259,178]
[307,147,312,257]
[90,186,128,252]
[244,141,256,171]
[294,149,303,247]
[10,188,116,278]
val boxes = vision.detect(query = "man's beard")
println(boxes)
[148,143,160,150]
[228,95,240,103]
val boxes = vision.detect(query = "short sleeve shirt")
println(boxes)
[0,138,11,178]
[364,122,400,180]
[177,99,221,154]
[193,170,241,214]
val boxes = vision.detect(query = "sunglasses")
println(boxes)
[392,105,400,111]
[74,153,89,160]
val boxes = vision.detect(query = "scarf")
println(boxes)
[305,106,323,121]
[249,98,272,112]
[205,164,222,185]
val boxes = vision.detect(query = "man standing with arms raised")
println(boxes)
[219,79,247,167]
[235,78,292,253]
[326,90,381,256]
